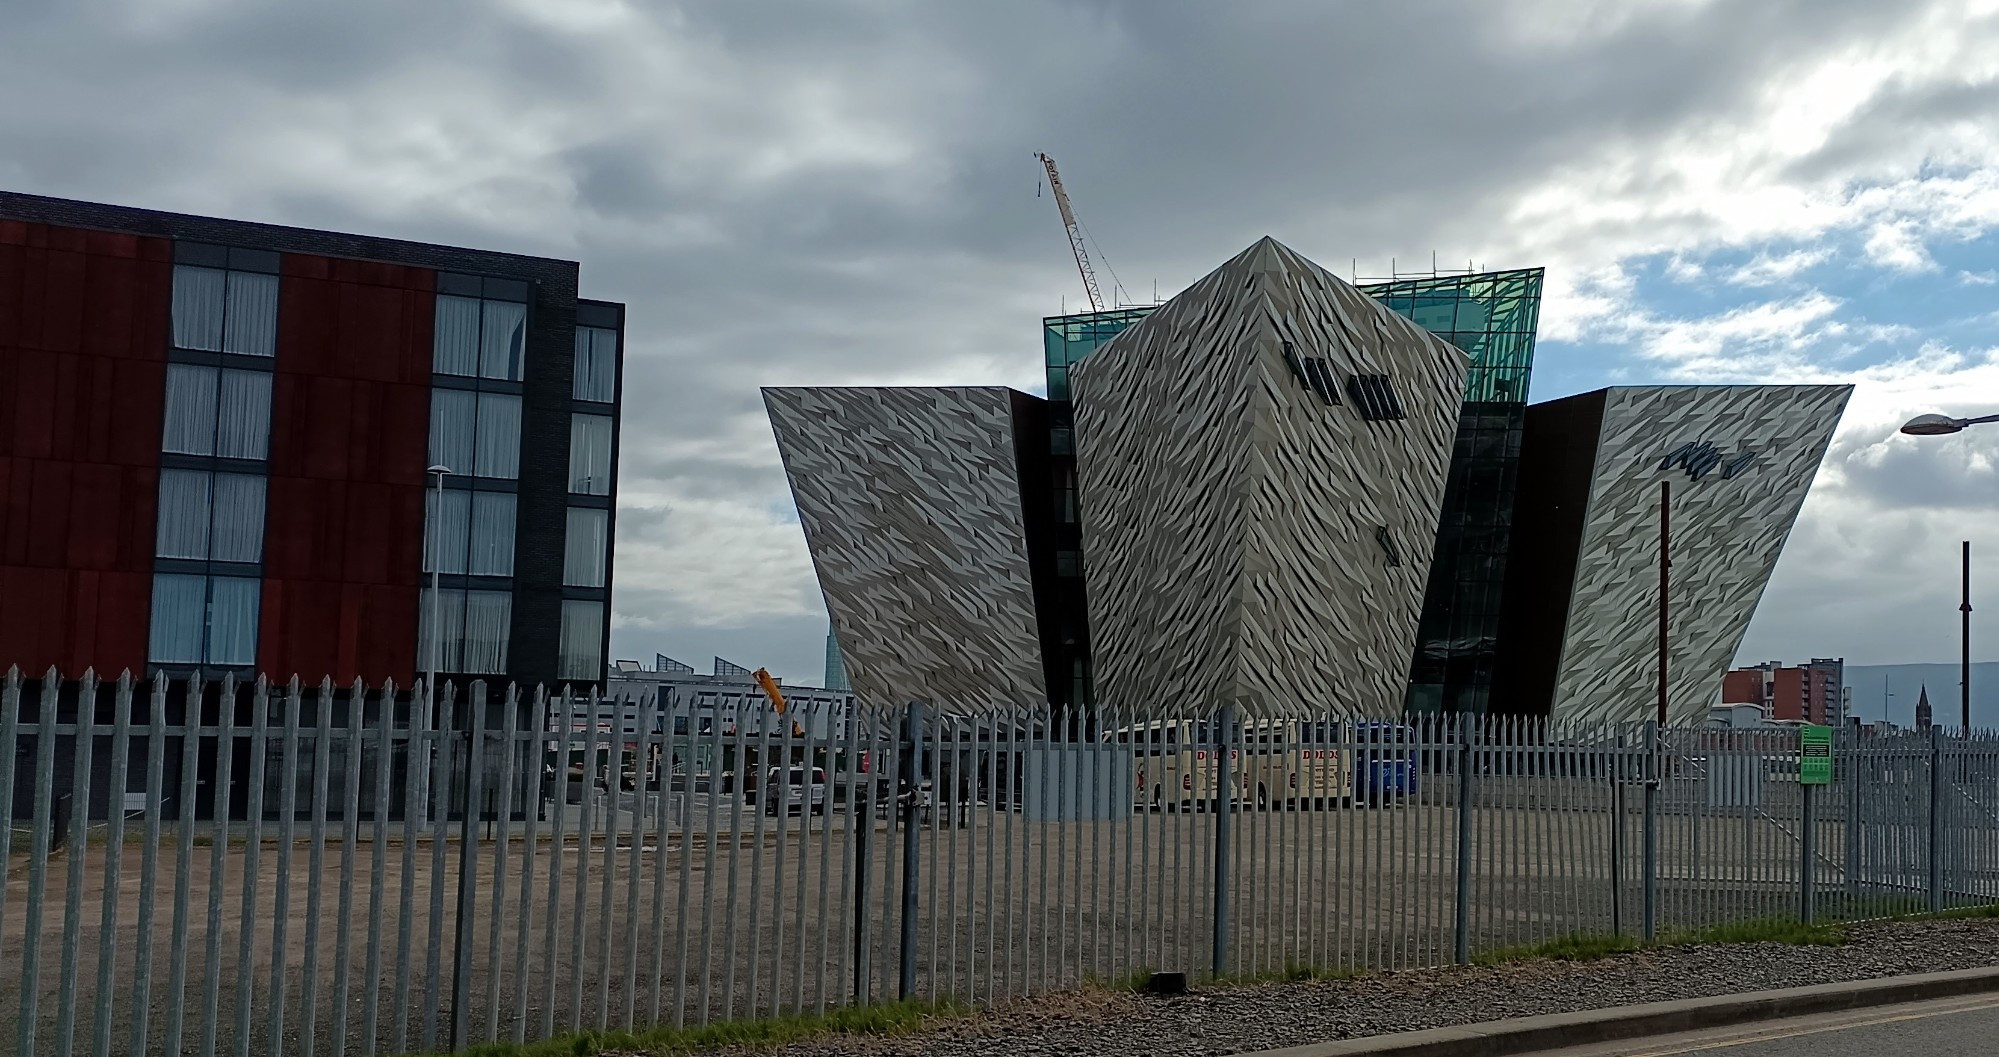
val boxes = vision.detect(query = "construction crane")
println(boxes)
[753,667,805,738]
[1036,152,1106,313]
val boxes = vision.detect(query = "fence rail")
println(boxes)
[4,668,1998,1057]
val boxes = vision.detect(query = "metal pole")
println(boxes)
[1845,730,1862,901]
[1801,778,1817,924]
[1453,711,1475,964]
[897,701,924,1000]
[449,684,480,1050]
[1659,480,1671,728]
[1611,731,1626,936]
[428,465,448,715]
[1642,721,1658,942]
[1212,702,1235,979]
[1929,725,1945,913]
[854,783,871,1003]
[1964,540,1973,735]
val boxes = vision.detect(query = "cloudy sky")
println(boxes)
[6,0,1996,685]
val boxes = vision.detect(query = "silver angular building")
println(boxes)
[1495,385,1852,724]
[764,386,1051,711]
[764,238,1851,727]
[1071,238,1469,717]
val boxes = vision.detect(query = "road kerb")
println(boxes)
[1240,966,1999,1057]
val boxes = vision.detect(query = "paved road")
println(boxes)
[1548,994,1999,1056]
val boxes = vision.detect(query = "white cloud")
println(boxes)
[1724,247,1832,286]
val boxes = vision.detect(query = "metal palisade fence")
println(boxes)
[4,669,1999,1056]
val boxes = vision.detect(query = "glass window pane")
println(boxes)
[468,492,516,577]
[148,573,207,664]
[424,488,471,575]
[428,389,475,476]
[171,265,226,352]
[222,272,280,356]
[207,576,261,666]
[217,369,272,460]
[155,469,212,559]
[163,364,219,456]
[462,591,512,674]
[567,414,613,495]
[474,394,522,479]
[573,327,617,402]
[563,507,608,588]
[558,599,604,681]
[433,295,482,376]
[479,301,526,381]
[210,474,267,563]
[418,587,466,674]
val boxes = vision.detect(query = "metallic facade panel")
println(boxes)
[1071,237,1470,718]
[764,386,1047,712]
[1550,385,1852,724]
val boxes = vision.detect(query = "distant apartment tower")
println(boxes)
[0,191,624,686]
[1719,658,1845,725]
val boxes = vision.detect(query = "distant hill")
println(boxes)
[1844,662,1999,729]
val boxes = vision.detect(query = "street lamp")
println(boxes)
[1900,412,1999,436]
[427,464,452,708]
[1895,414,1993,734]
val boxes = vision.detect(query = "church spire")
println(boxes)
[1916,683,1934,730]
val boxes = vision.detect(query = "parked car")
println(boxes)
[764,766,829,816]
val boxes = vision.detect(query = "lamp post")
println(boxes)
[1898,413,1994,734]
[427,464,453,711]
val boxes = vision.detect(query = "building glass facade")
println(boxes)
[1361,269,1544,715]
[1040,308,1158,707]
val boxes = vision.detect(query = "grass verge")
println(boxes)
[1475,917,1846,966]
[412,999,967,1057]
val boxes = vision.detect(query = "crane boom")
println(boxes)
[1036,152,1105,313]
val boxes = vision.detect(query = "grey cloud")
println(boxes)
[2,0,1991,681]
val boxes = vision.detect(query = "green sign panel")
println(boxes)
[1799,725,1833,785]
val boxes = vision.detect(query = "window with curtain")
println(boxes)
[475,394,522,478]
[171,266,226,352]
[222,272,279,356]
[173,265,278,356]
[558,599,604,681]
[462,591,512,674]
[468,492,516,576]
[480,301,527,381]
[156,470,265,562]
[148,573,262,666]
[430,391,519,480]
[217,370,272,459]
[164,366,271,459]
[424,488,470,574]
[573,327,617,402]
[156,469,212,559]
[419,587,468,673]
[163,364,220,455]
[209,475,267,562]
[149,574,206,664]
[563,507,608,587]
[207,577,261,665]
[428,389,476,475]
[568,414,613,495]
[433,295,482,376]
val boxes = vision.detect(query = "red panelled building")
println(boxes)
[0,192,623,689]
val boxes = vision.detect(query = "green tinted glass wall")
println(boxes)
[1044,307,1157,403]
[1363,268,1542,403]
[1362,268,1545,715]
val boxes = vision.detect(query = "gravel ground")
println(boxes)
[767,917,1999,1057]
